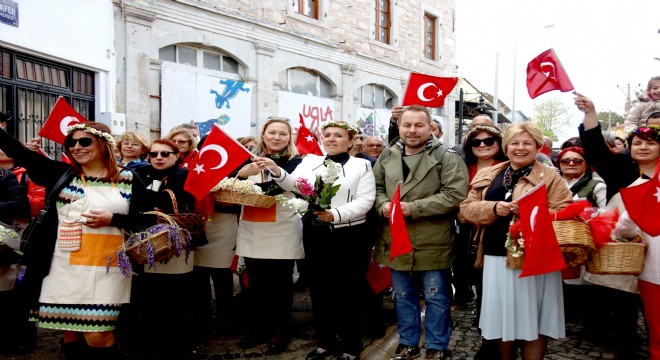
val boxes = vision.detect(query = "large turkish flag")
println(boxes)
[526,48,574,99]
[402,73,458,108]
[39,97,87,144]
[184,125,252,199]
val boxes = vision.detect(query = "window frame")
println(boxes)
[423,13,437,61]
[158,44,243,76]
[295,0,319,19]
[358,84,394,110]
[279,67,332,98]
[374,0,391,44]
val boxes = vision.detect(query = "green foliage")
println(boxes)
[597,111,625,129]
[533,99,572,135]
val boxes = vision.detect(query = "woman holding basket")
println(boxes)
[255,120,376,360]
[460,123,572,360]
[234,117,303,353]
[0,123,151,360]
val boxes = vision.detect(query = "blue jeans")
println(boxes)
[390,269,451,350]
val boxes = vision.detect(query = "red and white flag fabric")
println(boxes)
[516,183,566,278]
[389,182,413,261]
[402,73,458,108]
[39,97,87,144]
[620,159,660,236]
[367,249,392,293]
[526,48,574,99]
[184,124,252,200]
[295,114,323,156]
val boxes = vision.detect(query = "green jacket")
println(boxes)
[373,138,469,271]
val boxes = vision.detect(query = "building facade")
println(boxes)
[0,0,458,147]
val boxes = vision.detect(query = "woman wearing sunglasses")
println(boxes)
[128,138,202,358]
[556,147,606,208]
[0,122,152,359]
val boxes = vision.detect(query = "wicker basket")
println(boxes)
[585,240,646,275]
[124,212,189,265]
[506,250,524,270]
[552,220,595,267]
[213,190,276,208]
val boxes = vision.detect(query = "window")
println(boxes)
[279,68,332,98]
[158,45,241,75]
[424,13,437,60]
[374,0,391,44]
[359,84,394,109]
[294,0,318,19]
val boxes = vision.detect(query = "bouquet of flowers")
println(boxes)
[277,159,342,221]
[0,224,18,249]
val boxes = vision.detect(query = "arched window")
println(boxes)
[158,44,242,76]
[278,67,332,98]
[359,84,394,109]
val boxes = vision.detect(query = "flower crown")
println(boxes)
[465,125,502,140]
[628,125,660,143]
[66,123,117,148]
[321,120,358,135]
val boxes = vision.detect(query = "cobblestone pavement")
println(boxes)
[0,288,650,360]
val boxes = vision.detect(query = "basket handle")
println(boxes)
[145,210,178,227]
[163,189,179,215]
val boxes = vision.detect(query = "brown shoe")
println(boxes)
[391,344,421,360]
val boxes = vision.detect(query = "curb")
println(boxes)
[360,324,399,360]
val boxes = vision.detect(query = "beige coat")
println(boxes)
[460,161,573,266]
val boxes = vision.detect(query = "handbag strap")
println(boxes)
[39,169,73,220]
[163,189,179,215]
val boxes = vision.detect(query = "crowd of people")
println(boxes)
[0,76,659,360]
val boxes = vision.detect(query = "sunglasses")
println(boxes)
[148,151,175,158]
[65,137,94,148]
[470,137,496,147]
[559,158,585,165]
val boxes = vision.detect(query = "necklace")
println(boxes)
[503,164,534,199]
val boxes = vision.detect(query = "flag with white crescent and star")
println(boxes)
[295,113,323,156]
[526,48,574,99]
[389,182,413,262]
[402,73,458,108]
[39,96,88,144]
[184,124,252,200]
[620,158,660,236]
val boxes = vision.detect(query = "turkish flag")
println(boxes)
[39,97,87,144]
[402,73,458,108]
[516,183,566,278]
[526,48,574,99]
[389,182,413,261]
[366,249,392,293]
[295,114,323,156]
[620,160,660,236]
[183,124,252,200]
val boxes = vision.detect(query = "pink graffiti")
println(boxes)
[302,104,334,139]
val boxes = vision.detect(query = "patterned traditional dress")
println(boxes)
[32,170,134,331]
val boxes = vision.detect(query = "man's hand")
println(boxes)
[399,202,411,217]
[25,137,41,151]
[382,202,392,218]
[391,106,405,123]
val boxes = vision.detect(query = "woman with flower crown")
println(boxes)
[0,122,152,359]
[255,120,376,360]
[576,93,660,359]
[460,122,572,360]
[232,117,303,353]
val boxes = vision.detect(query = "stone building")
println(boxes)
[0,0,458,151]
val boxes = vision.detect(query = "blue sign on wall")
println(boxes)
[0,0,18,28]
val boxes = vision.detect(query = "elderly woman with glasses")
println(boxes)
[556,147,606,208]
[115,131,149,169]
[166,127,199,169]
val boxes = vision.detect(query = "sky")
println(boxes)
[455,0,660,140]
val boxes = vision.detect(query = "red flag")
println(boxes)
[39,97,87,144]
[402,73,458,108]
[390,182,413,261]
[367,249,392,293]
[516,183,566,278]
[620,160,660,236]
[183,124,252,200]
[526,48,574,99]
[295,114,323,156]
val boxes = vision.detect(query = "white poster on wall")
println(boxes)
[354,107,393,139]
[277,91,336,140]
[161,63,252,138]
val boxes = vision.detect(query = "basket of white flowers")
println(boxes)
[212,177,276,208]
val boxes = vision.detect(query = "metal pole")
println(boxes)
[493,52,499,126]
[458,88,464,145]
[511,34,517,123]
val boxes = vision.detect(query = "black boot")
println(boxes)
[60,339,88,360]
[87,343,121,360]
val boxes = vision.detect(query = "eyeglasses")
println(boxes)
[470,137,496,147]
[172,140,189,145]
[366,144,384,148]
[148,151,175,158]
[65,137,94,148]
[559,158,585,165]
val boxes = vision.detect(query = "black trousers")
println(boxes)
[192,266,234,326]
[243,257,295,336]
[304,222,371,356]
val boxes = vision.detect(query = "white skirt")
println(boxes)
[480,255,565,341]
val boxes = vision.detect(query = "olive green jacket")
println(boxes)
[373,138,469,271]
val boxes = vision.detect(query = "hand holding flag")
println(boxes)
[402,73,458,108]
[39,97,87,144]
[526,48,574,99]
[389,182,413,261]
[184,124,252,199]
[295,114,323,156]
